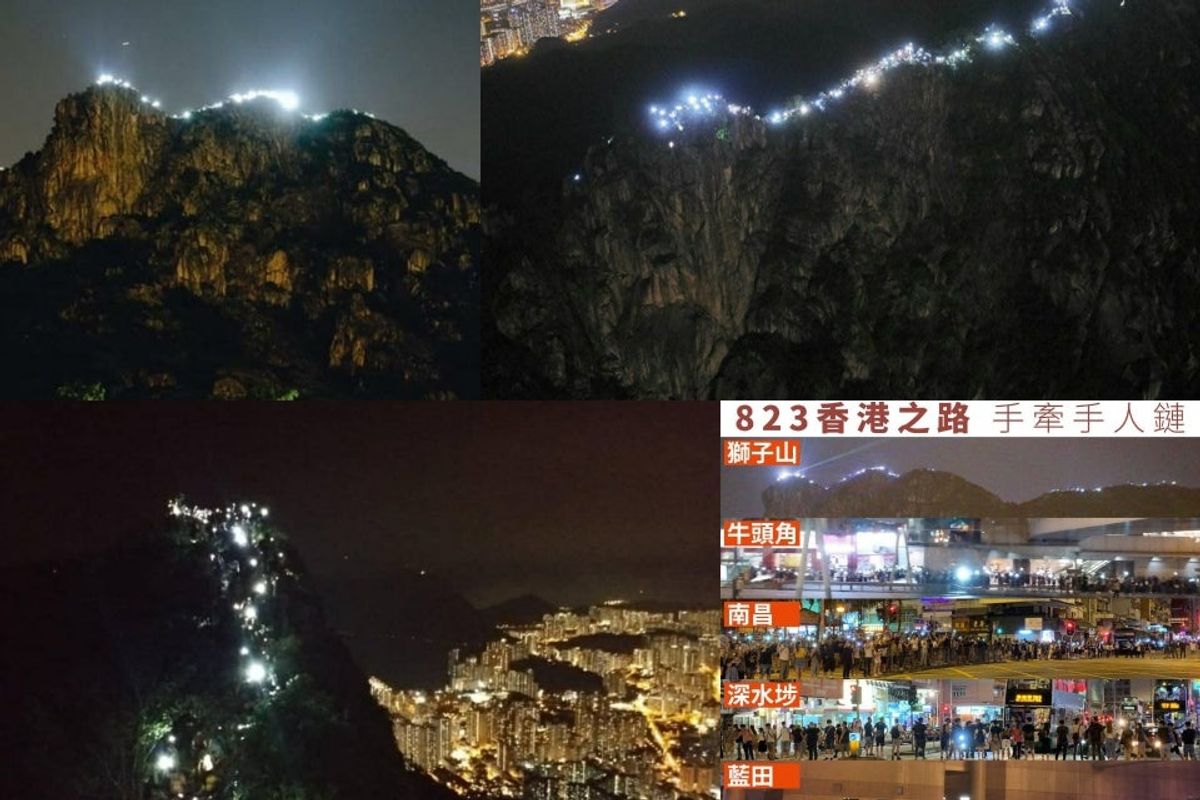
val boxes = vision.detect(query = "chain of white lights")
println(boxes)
[153,498,289,792]
[645,0,1082,141]
[774,464,902,483]
[773,467,1181,492]
[92,73,374,124]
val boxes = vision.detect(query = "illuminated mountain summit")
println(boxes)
[762,469,1200,517]
[485,0,1200,398]
[0,81,479,399]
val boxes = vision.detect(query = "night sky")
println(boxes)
[0,403,715,608]
[721,438,1200,517]
[0,0,479,178]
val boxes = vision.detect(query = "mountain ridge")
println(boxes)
[762,468,1200,516]
[0,84,480,399]
[486,0,1200,398]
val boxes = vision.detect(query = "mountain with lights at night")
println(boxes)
[762,467,1200,517]
[484,0,1200,398]
[0,499,457,800]
[0,81,479,399]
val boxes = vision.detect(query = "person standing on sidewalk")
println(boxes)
[1088,718,1106,760]
[1054,719,1070,760]
[913,717,928,759]
[1010,722,1024,759]
[805,722,820,761]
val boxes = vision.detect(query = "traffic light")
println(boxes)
[1065,620,1076,633]
[888,603,898,616]
[850,684,862,706]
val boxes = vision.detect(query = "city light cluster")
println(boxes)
[1053,480,1180,493]
[645,0,1085,139]
[372,605,722,798]
[774,470,1183,493]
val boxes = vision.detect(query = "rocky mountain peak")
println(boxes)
[0,83,480,399]
[34,86,171,244]
[487,0,1200,398]
[50,84,156,139]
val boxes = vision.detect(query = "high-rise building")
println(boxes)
[511,0,561,48]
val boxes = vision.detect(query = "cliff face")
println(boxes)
[489,0,1200,398]
[0,85,479,398]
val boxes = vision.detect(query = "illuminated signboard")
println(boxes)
[1006,679,1052,706]
[1154,680,1186,715]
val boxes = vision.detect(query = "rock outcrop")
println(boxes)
[488,0,1200,398]
[0,85,479,398]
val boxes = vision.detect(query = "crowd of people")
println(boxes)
[733,565,1200,596]
[721,630,1192,680]
[721,714,1200,762]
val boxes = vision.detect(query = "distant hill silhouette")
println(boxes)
[762,469,1200,517]
[318,570,494,689]
[480,592,558,626]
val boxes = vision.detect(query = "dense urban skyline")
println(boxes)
[373,603,720,798]
[480,0,622,67]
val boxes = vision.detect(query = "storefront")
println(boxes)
[720,521,926,585]
[934,680,1004,724]
[725,681,932,729]
[820,529,912,575]
[791,680,886,727]
[950,705,1004,724]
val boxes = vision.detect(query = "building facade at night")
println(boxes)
[480,0,621,66]
[372,604,720,799]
